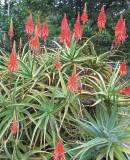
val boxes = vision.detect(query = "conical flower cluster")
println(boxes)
[120,86,130,96]
[8,19,14,40]
[97,6,106,31]
[8,41,18,72]
[53,139,66,160]
[119,59,127,76]
[59,14,71,47]
[55,54,61,70]
[73,13,83,40]
[81,3,88,24]
[25,13,34,35]
[29,34,40,52]
[42,21,49,42]
[114,15,126,45]
[10,119,19,135]
[67,65,78,92]
[36,18,41,37]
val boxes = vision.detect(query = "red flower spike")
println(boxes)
[53,139,66,160]
[97,5,106,32]
[61,13,68,30]
[8,41,18,72]
[120,86,130,96]
[55,54,61,70]
[29,35,40,52]
[81,3,88,24]
[114,15,126,45]
[73,12,83,41]
[25,13,34,35]
[8,19,14,40]
[41,21,49,42]
[67,65,78,92]
[120,59,127,76]
[59,14,71,47]
[59,28,71,47]
[36,18,41,38]
[10,119,19,135]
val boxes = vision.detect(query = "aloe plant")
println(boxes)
[69,106,130,160]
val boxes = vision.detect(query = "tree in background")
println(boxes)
[0,0,130,61]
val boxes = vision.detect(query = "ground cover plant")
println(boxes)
[0,2,130,160]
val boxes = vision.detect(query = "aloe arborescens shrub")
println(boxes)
[0,3,130,160]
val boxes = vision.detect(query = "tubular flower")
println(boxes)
[8,19,14,40]
[120,86,130,96]
[53,139,65,160]
[29,35,40,52]
[41,21,49,42]
[36,18,41,37]
[119,59,127,76]
[73,13,83,41]
[81,3,88,24]
[10,119,19,135]
[8,42,18,72]
[114,15,126,45]
[59,13,71,47]
[67,65,78,92]
[55,54,61,70]
[25,13,34,35]
[97,5,106,32]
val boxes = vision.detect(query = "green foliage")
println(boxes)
[69,106,130,160]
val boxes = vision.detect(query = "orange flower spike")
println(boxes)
[10,111,19,135]
[67,65,78,92]
[59,13,71,47]
[36,17,42,38]
[73,12,83,41]
[97,5,106,32]
[8,41,18,72]
[120,86,130,96]
[81,3,88,24]
[55,54,61,70]
[61,13,68,30]
[8,18,14,40]
[41,21,49,42]
[29,35,40,52]
[120,59,127,76]
[53,139,66,160]
[10,120,19,135]
[25,13,34,35]
[114,15,126,45]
